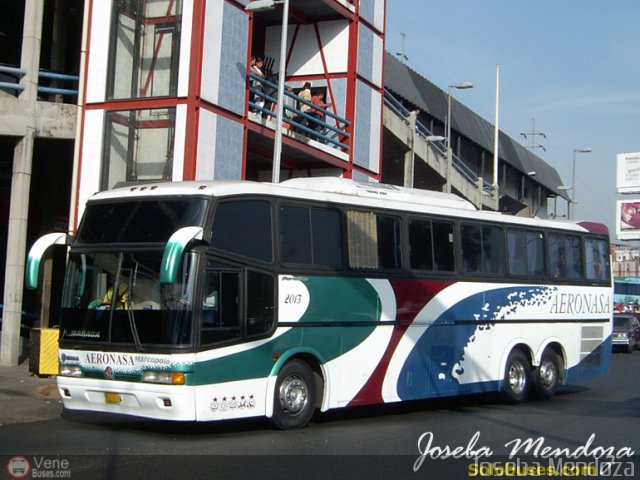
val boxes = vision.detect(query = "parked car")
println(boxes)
[612,313,640,353]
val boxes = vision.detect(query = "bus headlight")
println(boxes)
[143,371,185,385]
[59,365,83,377]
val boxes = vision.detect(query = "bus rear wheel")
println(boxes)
[502,350,531,404]
[532,350,561,400]
[271,360,316,430]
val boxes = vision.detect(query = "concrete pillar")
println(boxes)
[0,0,44,366]
[475,177,483,209]
[40,258,54,328]
[403,110,418,188]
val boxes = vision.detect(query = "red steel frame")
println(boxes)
[76,0,385,227]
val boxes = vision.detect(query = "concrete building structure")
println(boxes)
[612,243,640,278]
[0,0,570,365]
[381,53,570,216]
[0,0,81,365]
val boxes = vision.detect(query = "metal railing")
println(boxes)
[248,74,350,151]
[0,64,79,100]
[0,65,26,92]
[38,70,80,96]
[383,89,494,195]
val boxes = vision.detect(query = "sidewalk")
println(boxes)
[0,360,62,425]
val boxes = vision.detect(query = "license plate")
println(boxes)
[104,392,122,405]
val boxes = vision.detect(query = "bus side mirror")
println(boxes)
[26,232,70,289]
[160,227,204,285]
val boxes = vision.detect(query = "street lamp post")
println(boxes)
[557,185,572,218]
[245,0,289,184]
[446,82,473,193]
[570,147,591,219]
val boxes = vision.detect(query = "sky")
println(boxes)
[385,0,640,240]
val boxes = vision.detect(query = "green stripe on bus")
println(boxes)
[191,277,381,385]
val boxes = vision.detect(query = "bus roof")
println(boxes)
[89,179,607,235]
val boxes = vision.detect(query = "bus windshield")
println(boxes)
[77,198,207,244]
[59,250,197,348]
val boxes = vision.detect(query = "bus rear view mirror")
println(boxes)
[26,232,70,289]
[160,226,204,285]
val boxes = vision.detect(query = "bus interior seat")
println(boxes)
[131,278,162,310]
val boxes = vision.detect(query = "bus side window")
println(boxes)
[548,233,582,280]
[461,224,503,275]
[585,238,609,282]
[461,225,482,273]
[409,219,434,270]
[211,201,273,263]
[347,210,401,270]
[408,219,454,272]
[246,270,275,337]
[507,229,544,277]
[279,205,342,267]
[201,268,240,344]
[433,221,455,272]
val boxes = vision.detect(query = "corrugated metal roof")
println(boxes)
[384,52,569,200]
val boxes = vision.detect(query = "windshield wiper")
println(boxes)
[127,306,143,352]
[126,265,143,352]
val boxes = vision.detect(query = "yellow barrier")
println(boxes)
[29,328,59,376]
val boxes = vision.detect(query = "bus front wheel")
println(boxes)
[271,360,316,430]
[532,350,562,400]
[502,350,531,404]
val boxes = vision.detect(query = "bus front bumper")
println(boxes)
[57,376,197,421]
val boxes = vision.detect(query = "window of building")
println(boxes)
[108,0,182,99]
[211,201,273,262]
[461,224,503,275]
[279,205,342,267]
[347,211,401,270]
[408,218,455,272]
[507,228,544,277]
[102,108,175,190]
[548,233,582,280]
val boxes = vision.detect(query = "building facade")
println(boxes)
[73,0,386,229]
[0,0,81,365]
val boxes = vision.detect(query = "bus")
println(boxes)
[614,277,640,311]
[27,178,613,429]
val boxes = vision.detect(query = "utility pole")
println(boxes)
[520,118,546,152]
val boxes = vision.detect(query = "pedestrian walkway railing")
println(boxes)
[248,74,350,152]
[0,64,79,102]
[383,89,494,195]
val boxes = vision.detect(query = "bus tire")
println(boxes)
[271,360,316,430]
[502,350,531,404]
[532,350,561,400]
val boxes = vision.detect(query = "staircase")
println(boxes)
[383,90,498,210]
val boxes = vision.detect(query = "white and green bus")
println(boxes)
[27,178,613,429]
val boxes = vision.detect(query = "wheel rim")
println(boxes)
[538,360,557,390]
[508,362,527,394]
[279,374,308,416]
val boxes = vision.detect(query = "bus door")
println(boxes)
[199,258,275,346]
